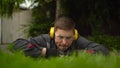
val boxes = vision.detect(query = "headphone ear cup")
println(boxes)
[50,27,54,39]
[74,29,78,40]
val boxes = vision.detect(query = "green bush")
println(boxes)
[0,50,120,68]
[87,35,120,50]
[27,21,52,37]
[25,1,56,37]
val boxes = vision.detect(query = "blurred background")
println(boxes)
[0,0,120,51]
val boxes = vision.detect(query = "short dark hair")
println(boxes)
[54,16,75,30]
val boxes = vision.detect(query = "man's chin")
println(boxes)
[58,47,68,51]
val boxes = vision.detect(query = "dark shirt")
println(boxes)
[22,34,109,58]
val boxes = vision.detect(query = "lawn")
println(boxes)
[0,50,120,68]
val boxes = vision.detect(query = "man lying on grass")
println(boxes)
[11,16,109,58]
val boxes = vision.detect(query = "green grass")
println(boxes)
[0,50,120,68]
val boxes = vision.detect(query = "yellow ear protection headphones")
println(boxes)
[49,27,79,40]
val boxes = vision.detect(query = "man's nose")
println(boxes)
[62,38,67,44]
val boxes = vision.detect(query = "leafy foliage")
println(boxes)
[61,0,120,36]
[0,0,23,17]
[26,0,56,37]
[0,0,119,36]
[87,35,120,50]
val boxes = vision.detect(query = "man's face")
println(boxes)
[55,28,74,51]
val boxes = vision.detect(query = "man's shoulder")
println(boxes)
[41,34,51,39]
[33,34,51,41]
[40,34,50,37]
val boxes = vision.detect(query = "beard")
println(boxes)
[57,44,69,51]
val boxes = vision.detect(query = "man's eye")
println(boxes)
[59,36,64,39]
[66,37,71,39]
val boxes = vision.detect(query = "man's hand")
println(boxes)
[41,48,59,57]
[41,48,47,57]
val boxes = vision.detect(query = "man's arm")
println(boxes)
[86,43,109,55]
[76,35,109,55]
[26,35,49,57]
[11,38,45,58]
[28,34,59,58]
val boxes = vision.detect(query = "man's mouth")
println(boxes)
[59,45,68,48]
[58,45,69,50]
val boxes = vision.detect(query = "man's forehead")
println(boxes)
[55,29,74,36]
[55,33,73,37]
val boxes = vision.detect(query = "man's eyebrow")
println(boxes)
[55,33,73,37]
